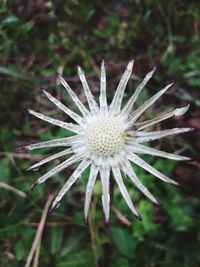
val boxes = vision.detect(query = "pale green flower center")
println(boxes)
[85,116,125,156]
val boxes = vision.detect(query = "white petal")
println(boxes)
[50,159,91,211]
[133,127,193,143]
[25,136,81,150]
[127,83,173,127]
[42,90,83,125]
[28,109,83,134]
[99,60,108,114]
[84,163,99,222]
[174,104,190,116]
[58,74,90,117]
[31,153,84,188]
[111,165,141,220]
[121,160,159,205]
[110,60,134,114]
[27,148,73,171]
[136,104,190,130]
[127,143,190,161]
[120,67,156,117]
[100,161,110,223]
[128,152,178,185]
[77,66,99,114]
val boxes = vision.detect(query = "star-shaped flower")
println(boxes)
[23,60,192,222]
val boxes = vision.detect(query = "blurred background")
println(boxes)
[0,0,200,266]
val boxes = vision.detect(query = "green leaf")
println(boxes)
[0,66,40,84]
[111,257,130,267]
[58,249,95,267]
[14,241,26,261]
[2,15,19,25]
[111,227,135,257]
[51,227,64,254]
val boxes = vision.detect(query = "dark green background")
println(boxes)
[0,1,199,266]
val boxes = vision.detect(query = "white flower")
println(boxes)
[24,60,192,223]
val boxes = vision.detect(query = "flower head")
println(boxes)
[24,60,192,223]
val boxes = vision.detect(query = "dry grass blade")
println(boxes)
[24,194,54,267]
[112,206,131,226]
[32,235,42,267]
[0,182,27,198]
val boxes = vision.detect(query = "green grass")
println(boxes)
[0,1,199,266]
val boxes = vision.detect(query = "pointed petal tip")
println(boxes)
[180,127,197,133]
[16,145,28,153]
[152,66,157,71]
[56,72,63,82]
[175,182,184,189]
[178,156,191,161]
[184,157,194,162]
[27,165,39,171]
[153,200,161,207]
[84,217,88,225]
[149,66,157,76]
[41,87,47,94]
[135,213,142,221]
[127,59,134,69]
[162,82,174,91]
[55,71,61,77]
[174,104,190,116]
[30,181,39,190]
[26,166,32,171]
[48,202,60,213]
[173,181,181,187]
[77,66,82,73]
[190,127,198,132]
[163,82,174,91]
[48,205,54,213]
[145,67,156,80]
[104,215,110,225]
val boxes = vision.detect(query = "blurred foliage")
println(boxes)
[0,0,199,266]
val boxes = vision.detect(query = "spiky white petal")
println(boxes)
[51,159,91,211]
[128,152,178,185]
[127,83,174,127]
[128,143,190,161]
[135,104,190,130]
[112,165,140,220]
[25,136,81,150]
[58,74,90,117]
[100,160,110,223]
[84,163,99,221]
[28,109,83,134]
[77,66,99,114]
[133,127,193,143]
[25,60,191,221]
[99,60,108,115]
[121,160,159,205]
[35,154,84,186]
[42,89,83,125]
[110,60,134,114]
[120,67,156,118]
[27,148,73,171]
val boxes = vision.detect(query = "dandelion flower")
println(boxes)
[23,60,192,222]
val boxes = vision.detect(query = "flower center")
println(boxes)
[85,116,125,156]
